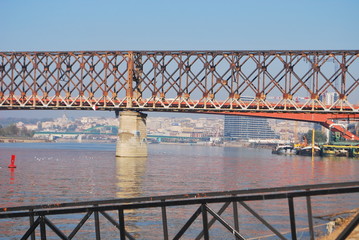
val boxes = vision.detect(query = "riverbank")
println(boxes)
[318,209,359,239]
[0,137,49,143]
[0,137,253,147]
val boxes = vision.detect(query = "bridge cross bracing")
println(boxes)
[1,50,359,139]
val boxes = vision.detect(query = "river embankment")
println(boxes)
[318,209,359,239]
[0,137,49,143]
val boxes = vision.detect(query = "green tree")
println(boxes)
[6,124,19,136]
[67,124,77,131]
[20,127,34,137]
[303,130,327,144]
[0,124,33,137]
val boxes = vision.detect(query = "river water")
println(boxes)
[0,143,359,239]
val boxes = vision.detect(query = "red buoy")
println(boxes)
[8,155,16,168]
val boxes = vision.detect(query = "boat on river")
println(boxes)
[349,148,359,158]
[297,146,321,156]
[335,149,349,157]
[321,144,359,157]
[272,145,297,155]
[321,146,336,157]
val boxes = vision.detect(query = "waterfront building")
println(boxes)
[224,115,279,140]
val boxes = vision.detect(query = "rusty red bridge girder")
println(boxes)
[1,50,359,138]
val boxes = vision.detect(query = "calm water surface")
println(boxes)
[0,143,358,239]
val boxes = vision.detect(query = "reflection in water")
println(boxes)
[116,157,147,237]
[115,157,146,198]
[9,168,15,185]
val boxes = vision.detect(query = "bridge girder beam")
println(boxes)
[1,50,359,113]
[1,50,359,141]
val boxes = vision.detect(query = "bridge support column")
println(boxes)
[116,111,147,157]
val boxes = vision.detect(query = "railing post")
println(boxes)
[94,205,101,240]
[306,191,315,240]
[118,208,126,240]
[40,215,46,240]
[161,199,169,240]
[233,199,240,234]
[201,204,209,240]
[288,197,297,240]
[29,209,35,240]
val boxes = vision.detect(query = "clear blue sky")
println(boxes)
[1,0,358,119]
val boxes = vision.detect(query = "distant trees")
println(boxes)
[303,130,327,144]
[67,124,77,131]
[0,124,34,137]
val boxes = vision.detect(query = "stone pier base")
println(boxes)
[116,111,147,157]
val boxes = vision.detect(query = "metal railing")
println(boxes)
[1,181,359,239]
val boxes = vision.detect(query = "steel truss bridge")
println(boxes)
[1,50,359,139]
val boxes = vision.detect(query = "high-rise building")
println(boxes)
[320,92,339,105]
[224,115,279,140]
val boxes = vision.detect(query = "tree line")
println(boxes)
[0,124,34,137]
[302,130,327,143]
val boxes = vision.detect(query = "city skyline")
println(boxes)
[2,112,315,142]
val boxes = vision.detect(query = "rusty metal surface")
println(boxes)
[0,50,359,113]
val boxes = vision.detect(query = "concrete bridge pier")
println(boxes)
[116,111,148,157]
